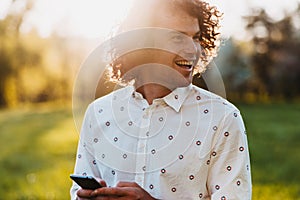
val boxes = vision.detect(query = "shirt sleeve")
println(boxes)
[207,109,252,200]
[70,104,101,200]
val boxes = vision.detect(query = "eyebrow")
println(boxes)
[177,30,201,37]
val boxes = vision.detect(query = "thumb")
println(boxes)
[116,181,140,187]
[95,178,107,187]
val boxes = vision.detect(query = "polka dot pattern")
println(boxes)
[189,175,195,180]
[151,149,156,154]
[72,85,252,199]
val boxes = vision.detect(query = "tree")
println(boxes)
[244,5,300,100]
[0,0,79,107]
[0,0,38,107]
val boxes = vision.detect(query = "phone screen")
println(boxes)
[70,174,102,190]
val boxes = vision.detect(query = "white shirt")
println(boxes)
[70,84,252,200]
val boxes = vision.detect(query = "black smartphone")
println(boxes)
[70,174,103,190]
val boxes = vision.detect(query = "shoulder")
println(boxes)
[190,84,240,115]
[92,86,133,106]
[86,86,134,115]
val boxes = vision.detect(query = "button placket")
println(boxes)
[135,106,152,187]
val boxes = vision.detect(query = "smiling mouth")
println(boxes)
[175,60,195,70]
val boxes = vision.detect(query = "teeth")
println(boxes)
[175,60,194,66]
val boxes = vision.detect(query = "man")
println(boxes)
[71,0,252,199]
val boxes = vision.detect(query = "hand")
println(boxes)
[77,179,107,200]
[89,181,156,200]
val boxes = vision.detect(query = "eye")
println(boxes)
[170,34,185,43]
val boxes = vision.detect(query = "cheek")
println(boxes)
[154,51,176,66]
[120,50,178,78]
[121,51,152,69]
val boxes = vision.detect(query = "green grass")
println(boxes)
[0,103,299,199]
[239,103,300,200]
[0,104,78,199]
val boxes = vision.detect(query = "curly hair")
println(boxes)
[178,0,222,70]
[108,0,222,84]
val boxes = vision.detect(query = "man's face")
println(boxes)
[119,3,201,89]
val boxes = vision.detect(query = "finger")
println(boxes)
[91,187,128,197]
[78,197,92,200]
[92,196,118,200]
[94,178,107,187]
[116,181,139,187]
[77,188,94,198]
[92,196,111,200]
[99,180,107,187]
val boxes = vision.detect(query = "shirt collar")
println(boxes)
[163,84,192,112]
[130,84,192,112]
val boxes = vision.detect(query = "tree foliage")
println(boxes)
[0,0,80,107]
[244,5,300,100]
[0,0,36,107]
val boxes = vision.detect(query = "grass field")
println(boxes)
[0,103,299,199]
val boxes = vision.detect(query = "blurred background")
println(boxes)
[0,0,299,199]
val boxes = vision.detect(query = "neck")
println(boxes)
[136,84,171,105]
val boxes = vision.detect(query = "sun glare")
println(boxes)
[8,0,300,39]
[22,0,134,38]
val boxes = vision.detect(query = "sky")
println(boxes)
[0,0,299,40]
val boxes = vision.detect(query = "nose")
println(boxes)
[185,40,198,53]
[181,38,200,60]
